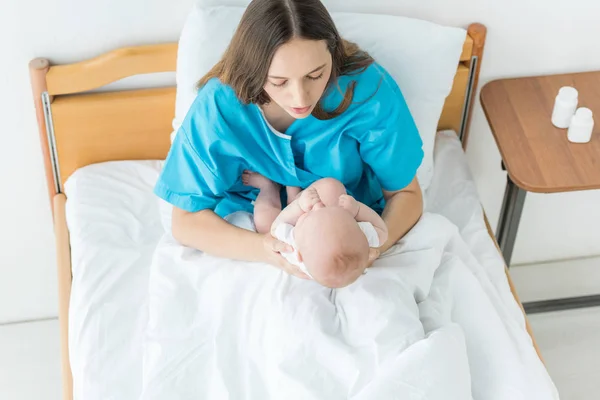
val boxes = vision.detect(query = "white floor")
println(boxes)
[528,307,600,400]
[1,259,599,400]
[510,256,600,303]
[511,256,600,400]
[0,319,62,400]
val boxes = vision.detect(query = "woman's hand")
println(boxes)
[261,233,311,280]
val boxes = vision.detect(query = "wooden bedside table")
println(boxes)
[480,70,600,314]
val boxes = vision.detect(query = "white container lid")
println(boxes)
[573,107,593,121]
[558,86,578,102]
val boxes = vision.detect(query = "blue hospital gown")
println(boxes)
[154,63,424,218]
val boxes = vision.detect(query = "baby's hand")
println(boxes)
[299,187,322,212]
[339,194,360,217]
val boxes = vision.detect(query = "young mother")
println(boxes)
[154,0,424,279]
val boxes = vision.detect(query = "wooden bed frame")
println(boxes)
[29,22,542,400]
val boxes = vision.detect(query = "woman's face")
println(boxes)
[264,38,333,119]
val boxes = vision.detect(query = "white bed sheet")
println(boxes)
[64,131,557,399]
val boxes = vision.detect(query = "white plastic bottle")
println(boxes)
[551,86,579,129]
[567,107,594,143]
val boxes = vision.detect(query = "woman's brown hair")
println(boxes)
[196,0,375,120]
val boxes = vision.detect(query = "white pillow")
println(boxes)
[172,4,467,191]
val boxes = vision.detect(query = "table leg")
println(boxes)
[524,295,600,314]
[496,173,600,314]
[496,175,527,267]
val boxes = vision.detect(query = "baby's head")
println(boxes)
[294,206,372,288]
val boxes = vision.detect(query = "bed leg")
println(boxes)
[54,194,74,400]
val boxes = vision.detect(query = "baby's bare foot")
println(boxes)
[242,170,278,191]
[339,194,360,216]
[299,187,322,212]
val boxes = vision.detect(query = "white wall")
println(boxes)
[0,0,194,323]
[1,0,599,323]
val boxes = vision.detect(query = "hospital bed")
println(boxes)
[29,10,555,400]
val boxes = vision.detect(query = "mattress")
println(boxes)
[64,131,554,399]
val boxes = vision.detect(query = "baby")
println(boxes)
[242,172,388,288]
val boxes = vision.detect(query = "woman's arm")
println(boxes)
[173,207,267,261]
[378,177,423,254]
[171,207,310,279]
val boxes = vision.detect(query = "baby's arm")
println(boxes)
[339,195,388,245]
[270,187,322,236]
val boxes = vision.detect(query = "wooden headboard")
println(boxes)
[29,23,486,206]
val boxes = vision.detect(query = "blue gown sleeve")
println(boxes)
[154,126,225,213]
[355,66,424,191]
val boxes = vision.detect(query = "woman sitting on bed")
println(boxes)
[154,0,424,279]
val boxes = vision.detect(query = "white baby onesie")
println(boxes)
[273,221,380,279]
